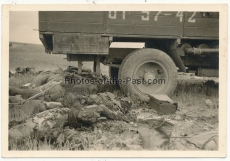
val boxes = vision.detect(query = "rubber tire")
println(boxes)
[118,48,177,101]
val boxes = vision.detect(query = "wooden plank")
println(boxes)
[105,11,183,36]
[39,11,219,38]
[46,11,104,33]
[106,25,183,36]
[47,11,103,22]
[39,11,47,21]
[106,12,183,26]
[39,22,47,31]
[184,18,219,28]
[39,12,47,31]
[53,34,109,54]
[184,12,219,38]
[184,27,219,37]
[185,12,219,18]
[47,22,103,33]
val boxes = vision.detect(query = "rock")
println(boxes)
[205,99,213,108]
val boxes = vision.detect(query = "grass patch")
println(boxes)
[9,42,219,151]
[172,81,218,109]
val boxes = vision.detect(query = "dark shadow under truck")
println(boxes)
[39,11,219,101]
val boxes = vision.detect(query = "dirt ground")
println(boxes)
[9,43,219,150]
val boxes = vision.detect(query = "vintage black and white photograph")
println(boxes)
[2,4,227,157]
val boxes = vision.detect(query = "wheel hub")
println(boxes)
[133,61,168,94]
[144,72,156,83]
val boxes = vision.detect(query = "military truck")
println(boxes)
[39,11,219,101]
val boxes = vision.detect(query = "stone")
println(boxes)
[205,99,213,108]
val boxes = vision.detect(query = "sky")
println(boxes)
[9,11,41,44]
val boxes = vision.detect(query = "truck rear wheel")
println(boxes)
[118,49,177,101]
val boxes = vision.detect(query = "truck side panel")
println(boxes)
[39,12,47,31]
[105,11,183,36]
[184,12,219,38]
[39,11,219,56]
[39,11,104,33]
[39,11,219,38]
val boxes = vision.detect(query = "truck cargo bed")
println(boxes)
[39,11,219,38]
